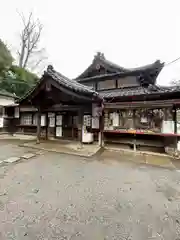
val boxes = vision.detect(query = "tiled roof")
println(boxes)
[96,53,163,73]
[19,66,100,103]
[46,66,98,96]
[99,85,180,99]
[76,52,164,83]
[94,52,127,73]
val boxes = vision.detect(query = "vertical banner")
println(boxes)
[56,126,62,137]
[56,115,62,125]
[14,107,20,118]
[0,117,3,128]
[92,103,100,129]
[41,115,46,126]
[48,113,55,127]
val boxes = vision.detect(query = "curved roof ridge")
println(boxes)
[18,65,100,103]
[75,52,164,82]
[94,52,127,73]
[46,65,98,95]
[95,52,164,72]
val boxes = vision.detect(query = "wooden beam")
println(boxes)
[44,104,91,112]
[105,99,180,109]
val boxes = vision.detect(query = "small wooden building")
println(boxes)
[0,90,19,134]
[17,65,102,144]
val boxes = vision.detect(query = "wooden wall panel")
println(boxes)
[117,76,139,88]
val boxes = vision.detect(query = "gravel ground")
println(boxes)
[0,140,38,161]
[0,151,180,239]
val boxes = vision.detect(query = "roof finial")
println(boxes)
[47,65,54,71]
[95,52,105,59]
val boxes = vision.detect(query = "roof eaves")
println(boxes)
[76,69,151,82]
[0,90,18,99]
[100,84,180,99]
[17,78,42,103]
[46,66,98,95]
[77,61,164,83]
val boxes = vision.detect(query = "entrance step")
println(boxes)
[3,157,20,163]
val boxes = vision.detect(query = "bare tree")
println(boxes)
[17,11,47,71]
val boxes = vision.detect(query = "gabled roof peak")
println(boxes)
[19,65,100,104]
[94,52,105,61]
[47,65,54,71]
[75,52,164,84]
[45,66,99,96]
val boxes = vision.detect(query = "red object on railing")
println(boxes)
[103,129,180,137]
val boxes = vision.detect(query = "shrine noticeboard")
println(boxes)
[92,117,99,129]
[176,110,180,134]
[162,121,174,134]
[177,110,180,123]
[14,107,19,118]
[0,117,3,128]
[56,115,62,126]
[56,126,62,137]
[41,115,46,126]
[92,104,100,129]
[48,113,55,127]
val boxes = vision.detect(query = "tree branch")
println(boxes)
[17,11,47,71]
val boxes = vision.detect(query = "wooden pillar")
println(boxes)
[36,108,41,144]
[174,106,177,134]
[45,112,48,140]
[133,135,137,152]
[133,110,136,152]
[103,108,109,145]
[99,111,104,147]
[174,105,178,152]
[78,108,83,145]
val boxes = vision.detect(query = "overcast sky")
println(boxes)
[1,0,180,85]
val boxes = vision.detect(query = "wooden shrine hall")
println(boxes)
[75,52,180,153]
[17,65,102,144]
[15,52,180,154]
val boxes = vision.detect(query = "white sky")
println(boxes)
[1,0,180,85]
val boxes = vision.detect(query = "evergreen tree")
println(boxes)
[0,38,38,97]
